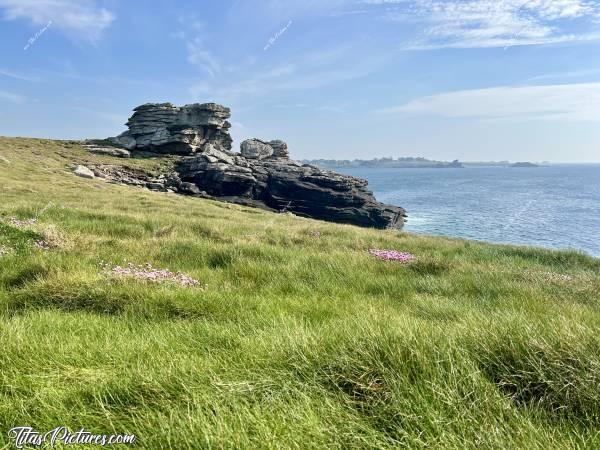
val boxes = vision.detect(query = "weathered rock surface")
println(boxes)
[100,102,406,229]
[176,154,405,228]
[240,139,274,160]
[73,165,95,179]
[269,140,289,158]
[108,102,233,155]
[83,142,131,158]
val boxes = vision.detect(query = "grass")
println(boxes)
[0,136,599,449]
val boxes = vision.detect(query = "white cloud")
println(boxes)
[0,90,25,103]
[361,0,600,48]
[524,68,600,82]
[189,45,384,103]
[187,37,221,77]
[379,82,600,121]
[170,17,221,77]
[0,68,40,82]
[0,0,114,39]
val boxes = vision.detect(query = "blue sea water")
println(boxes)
[339,165,600,258]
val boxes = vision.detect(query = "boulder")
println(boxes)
[73,165,95,179]
[269,140,289,158]
[146,181,166,191]
[240,139,273,160]
[87,146,131,158]
[179,182,202,195]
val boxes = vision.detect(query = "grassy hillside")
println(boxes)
[0,136,599,449]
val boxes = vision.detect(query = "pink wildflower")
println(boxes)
[34,240,51,249]
[8,217,37,227]
[369,249,416,263]
[101,262,202,287]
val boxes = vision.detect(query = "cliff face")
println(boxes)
[105,102,405,229]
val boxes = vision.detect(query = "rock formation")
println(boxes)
[109,102,232,154]
[101,102,406,229]
[73,165,95,179]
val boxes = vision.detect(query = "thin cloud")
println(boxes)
[188,45,384,103]
[378,82,600,121]
[524,68,600,82]
[361,0,600,49]
[171,17,221,77]
[0,0,114,39]
[187,37,221,77]
[0,68,40,82]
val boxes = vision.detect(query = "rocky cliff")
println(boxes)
[109,102,232,154]
[98,102,405,229]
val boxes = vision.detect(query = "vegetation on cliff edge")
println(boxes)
[0,137,599,449]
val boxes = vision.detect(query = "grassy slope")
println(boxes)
[0,137,599,449]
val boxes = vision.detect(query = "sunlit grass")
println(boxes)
[0,137,599,448]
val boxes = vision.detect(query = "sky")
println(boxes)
[0,0,599,162]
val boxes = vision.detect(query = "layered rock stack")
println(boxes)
[104,102,406,229]
[109,103,232,154]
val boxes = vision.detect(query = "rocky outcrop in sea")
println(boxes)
[90,102,405,229]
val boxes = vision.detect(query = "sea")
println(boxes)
[337,165,600,258]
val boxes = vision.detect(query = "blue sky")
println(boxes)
[1,0,599,162]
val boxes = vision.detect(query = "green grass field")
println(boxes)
[1,136,599,449]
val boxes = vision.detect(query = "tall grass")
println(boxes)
[0,137,598,448]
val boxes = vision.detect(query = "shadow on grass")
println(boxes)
[3,278,219,321]
[407,257,450,276]
[2,264,50,289]
[469,330,600,426]
[481,246,599,271]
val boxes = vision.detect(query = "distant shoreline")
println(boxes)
[303,158,464,169]
[303,158,541,169]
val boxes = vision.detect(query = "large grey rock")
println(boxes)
[108,102,232,155]
[240,139,273,160]
[179,182,202,195]
[73,165,95,179]
[203,143,235,165]
[176,139,406,229]
[86,146,131,158]
[269,140,289,158]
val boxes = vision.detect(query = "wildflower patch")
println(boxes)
[9,217,37,227]
[101,262,202,288]
[369,249,416,263]
[0,221,43,254]
[526,270,574,283]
